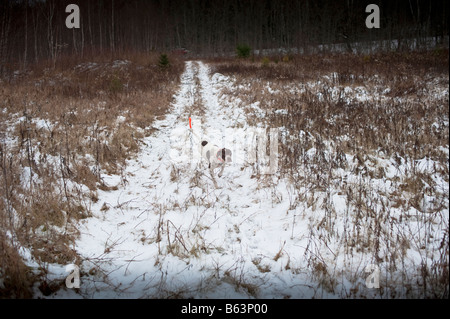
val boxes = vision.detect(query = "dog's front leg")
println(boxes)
[209,165,218,188]
[218,163,225,178]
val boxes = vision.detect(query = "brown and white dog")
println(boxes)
[200,140,232,177]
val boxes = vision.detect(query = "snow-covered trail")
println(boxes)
[62,61,312,299]
[73,61,202,297]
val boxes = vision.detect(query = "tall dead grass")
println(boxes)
[0,51,184,297]
[210,49,449,298]
[212,49,448,168]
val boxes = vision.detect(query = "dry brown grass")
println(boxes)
[211,50,449,169]
[210,49,448,82]
[0,51,184,297]
[0,235,33,298]
[209,49,449,298]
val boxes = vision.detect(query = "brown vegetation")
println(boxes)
[210,49,449,298]
[0,51,183,297]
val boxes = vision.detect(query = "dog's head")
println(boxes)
[218,148,232,163]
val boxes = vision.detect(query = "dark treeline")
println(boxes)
[0,0,448,72]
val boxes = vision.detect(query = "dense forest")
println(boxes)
[0,0,449,73]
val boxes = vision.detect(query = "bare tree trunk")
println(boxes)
[72,29,78,55]
[81,14,85,58]
[88,1,93,49]
[23,0,28,69]
[110,0,115,53]
[0,4,12,76]
[32,5,39,63]
[98,4,103,52]
[45,0,56,63]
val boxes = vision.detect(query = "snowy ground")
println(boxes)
[32,60,448,299]
[37,61,313,298]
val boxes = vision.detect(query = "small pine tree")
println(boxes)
[158,53,170,68]
[236,44,251,59]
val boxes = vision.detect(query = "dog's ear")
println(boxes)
[201,141,208,147]
[221,149,225,160]
[221,149,232,162]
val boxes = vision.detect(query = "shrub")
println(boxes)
[158,53,170,68]
[236,44,251,59]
